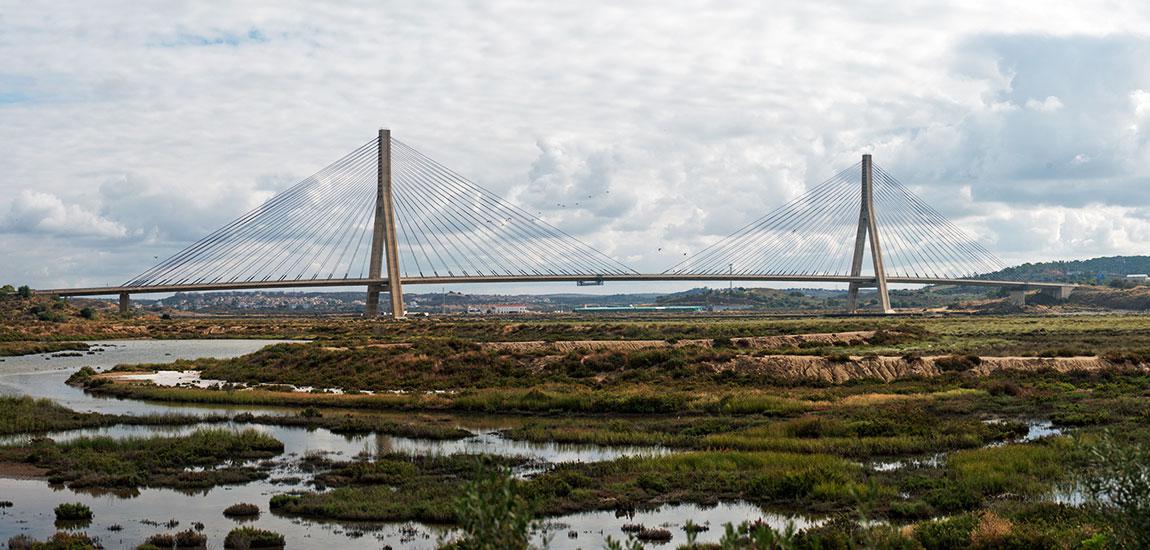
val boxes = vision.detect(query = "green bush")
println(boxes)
[913,515,976,549]
[66,367,98,385]
[174,529,207,548]
[17,285,32,298]
[144,533,175,547]
[223,527,284,549]
[935,354,981,372]
[223,502,260,517]
[53,502,93,521]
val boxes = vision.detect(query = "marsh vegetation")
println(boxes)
[5,314,1150,547]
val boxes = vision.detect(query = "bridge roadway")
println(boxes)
[39,274,1075,298]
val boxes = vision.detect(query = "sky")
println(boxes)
[3,1,1150,295]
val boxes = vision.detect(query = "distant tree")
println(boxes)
[0,284,14,295]
[17,285,32,298]
[79,307,96,320]
[1109,278,1138,290]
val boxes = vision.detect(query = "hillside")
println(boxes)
[655,287,830,310]
[0,294,117,323]
[984,255,1150,283]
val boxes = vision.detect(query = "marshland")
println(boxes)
[3,309,1150,548]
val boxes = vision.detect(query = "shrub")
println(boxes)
[824,352,853,364]
[969,511,1012,546]
[54,502,93,521]
[174,529,207,548]
[635,527,672,542]
[889,499,934,520]
[913,515,976,549]
[1080,432,1150,548]
[223,527,284,549]
[9,532,97,549]
[79,307,96,319]
[450,467,534,549]
[984,379,1023,397]
[223,502,260,517]
[299,407,322,418]
[145,533,176,547]
[35,309,68,322]
[66,366,98,385]
[717,521,798,548]
[17,285,32,298]
[935,354,981,372]
[269,494,301,510]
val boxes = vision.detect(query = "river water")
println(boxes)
[0,340,812,548]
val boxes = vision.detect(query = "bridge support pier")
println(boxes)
[1008,290,1027,307]
[1040,286,1074,301]
[118,292,130,315]
[846,154,893,314]
[365,128,405,319]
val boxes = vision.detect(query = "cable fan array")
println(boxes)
[125,136,634,288]
[870,165,1003,279]
[388,139,634,278]
[665,162,1003,279]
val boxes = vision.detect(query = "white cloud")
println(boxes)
[2,191,128,239]
[2,2,1150,289]
[1025,96,1064,112]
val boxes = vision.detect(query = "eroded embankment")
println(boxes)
[722,355,1118,383]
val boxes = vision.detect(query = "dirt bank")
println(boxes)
[722,354,1120,383]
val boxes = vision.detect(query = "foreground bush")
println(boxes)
[447,468,535,549]
[1081,433,1150,548]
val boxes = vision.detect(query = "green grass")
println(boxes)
[947,438,1075,497]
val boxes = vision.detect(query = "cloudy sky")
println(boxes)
[3,1,1150,294]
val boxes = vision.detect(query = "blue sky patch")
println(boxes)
[153,27,269,48]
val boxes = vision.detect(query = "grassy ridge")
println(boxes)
[0,341,88,357]
[0,396,227,436]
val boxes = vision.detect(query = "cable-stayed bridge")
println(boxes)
[43,129,1074,317]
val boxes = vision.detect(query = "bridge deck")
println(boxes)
[38,275,1075,298]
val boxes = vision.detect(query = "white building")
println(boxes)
[467,304,529,314]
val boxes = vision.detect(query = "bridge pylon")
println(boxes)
[845,154,893,314]
[365,128,405,319]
